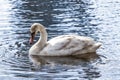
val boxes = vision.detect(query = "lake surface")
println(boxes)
[0,0,120,80]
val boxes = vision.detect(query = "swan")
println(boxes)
[29,23,101,56]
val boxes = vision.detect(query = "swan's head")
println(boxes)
[30,23,45,33]
[29,23,45,44]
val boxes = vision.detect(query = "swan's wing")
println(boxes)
[41,35,94,56]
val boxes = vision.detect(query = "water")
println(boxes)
[0,0,120,80]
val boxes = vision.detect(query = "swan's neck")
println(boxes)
[35,28,47,50]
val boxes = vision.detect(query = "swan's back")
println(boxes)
[40,35,100,56]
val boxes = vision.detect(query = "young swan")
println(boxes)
[29,23,101,56]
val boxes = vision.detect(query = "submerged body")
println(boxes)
[29,23,101,56]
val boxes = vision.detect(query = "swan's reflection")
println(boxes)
[29,53,100,67]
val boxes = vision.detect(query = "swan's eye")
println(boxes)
[31,32,35,36]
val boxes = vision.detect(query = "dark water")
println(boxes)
[0,0,120,80]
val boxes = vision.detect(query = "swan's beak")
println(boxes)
[29,32,35,44]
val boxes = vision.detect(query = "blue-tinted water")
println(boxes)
[0,0,120,80]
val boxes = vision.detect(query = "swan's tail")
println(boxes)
[94,42,102,49]
[88,42,101,52]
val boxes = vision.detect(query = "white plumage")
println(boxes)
[29,23,101,56]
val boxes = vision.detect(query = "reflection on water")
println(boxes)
[0,0,120,80]
[29,53,100,66]
[28,54,101,80]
